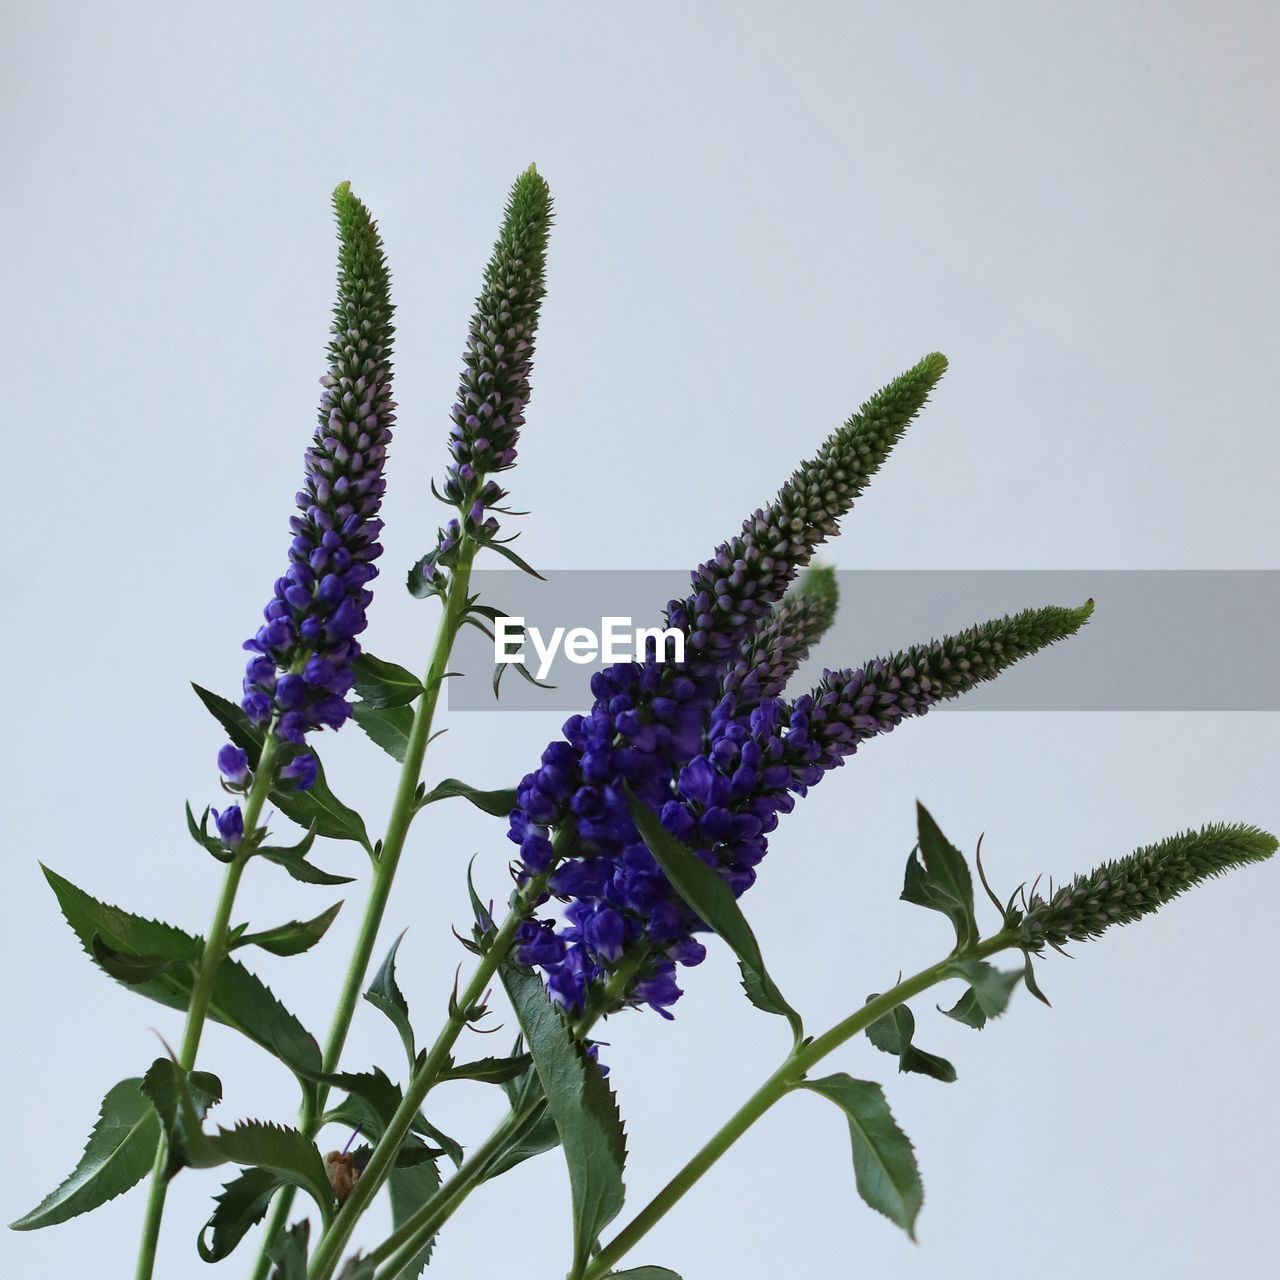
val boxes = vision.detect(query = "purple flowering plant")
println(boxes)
[13,170,1275,1280]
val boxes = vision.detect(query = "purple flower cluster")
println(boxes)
[511,589,1092,1018]
[410,167,552,595]
[217,184,395,810]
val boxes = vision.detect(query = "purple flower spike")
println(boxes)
[214,805,245,847]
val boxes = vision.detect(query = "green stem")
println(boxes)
[306,884,546,1280]
[251,544,478,1278]
[133,736,280,1280]
[580,933,1015,1280]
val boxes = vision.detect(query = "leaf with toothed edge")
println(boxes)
[191,684,371,851]
[626,790,803,1040]
[43,866,322,1079]
[199,1166,283,1261]
[940,959,1022,1029]
[416,777,517,817]
[388,1153,441,1278]
[352,652,424,708]
[364,933,416,1068]
[438,1053,533,1084]
[9,1078,160,1230]
[864,998,957,1083]
[266,1218,310,1278]
[803,1074,923,1239]
[901,803,979,952]
[352,701,415,763]
[500,965,626,1274]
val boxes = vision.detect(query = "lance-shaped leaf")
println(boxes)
[438,1053,533,1085]
[352,652,424,708]
[482,1048,561,1181]
[416,777,517,817]
[44,866,322,1078]
[627,790,802,1039]
[803,1074,923,1239]
[501,965,626,1275]
[10,1078,160,1230]
[193,684,372,851]
[316,1067,462,1169]
[352,701,415,764]
[91,935,187,985]
[364,933,416,1068]
[606,1270,683,1279]
[940,959,1022,1029]
[254,826,354,887]
[199,1166,282,1261]
[142,1060,332,1217]
[267,1219,310,1279]
[231,901,343,957]
[901,803,978,952]
[864,998,957,1083]
[388,1153,441,1279]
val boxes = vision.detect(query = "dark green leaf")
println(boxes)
[901,803,979,952]
[500,965,626,1274]
[210,1122,333,1219]
[352,701,415,764]
[416,777,517,818]
[336,1257,376,1280]
[627,790,802,1039]
[139,1059,224,1177]
[44,866,322,1078]
[231,901,343,957]
[91,934,186,985]
[941,960,1022,1029]
[473,534,546,579]
[803,1074,923,1239]
[352,653,425,709]
[364,933,416,1068]
[606,1270,683,1279]
[256,828,355,887]
[406,556,445,600]
[199,1166,282,1261]
[267,1219,310,1280]
[9,1078,159,1230]
[864,998,957,1083]
[192,684,371,852]
[388,1153,441,1278]
[438,1053,532,1085]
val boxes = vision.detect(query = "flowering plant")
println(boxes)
[13,170,1273,1280]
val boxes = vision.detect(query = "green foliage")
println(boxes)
[44,866,322,1078]
[364,932,416,1069]
[10,1079,160,1230]
[627,790,802,1039]
[192,684,371,851]
[352,701,415,763]
[940,960,1022,1029]
[803,1074,923,1239]
[230,901,343,957]
[501,965,626,1275]
[864,1000,956,1083]
[199,1167,282,1261]
[388,1154,441,1278]
[352,653,424,708]
[267,1219,310,1279]
[607,1271,683,1279]
[416,777,518,817]
[901,803,978,952]
[439,1054,533,1085]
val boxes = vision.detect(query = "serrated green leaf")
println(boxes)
[192,684,372,852]
[364,933,416,1069]
[232,901,343,957]
[352,652,425,708]
[139,1059,224,1177]
[500,965,626,1274]
[91,934,187,985]
[44,866,322,1078]
[9,1078,159,1230]
[607,1270,683,1279]
[211,1122,333,1219]
[336,1257,376,1279]
[352,701,415,764]
[941,959,1022,1029]
[198,1166,282,1261]
[864,998,957,1083]
[901,803,979,952]
[267,1218,309,1279]
[438,1053,533,1085]
[472,533,546,579]
[627,790,802,1039]
[388,1152,441,1278]
[416,777,517,817]
[803,1074,923,1239]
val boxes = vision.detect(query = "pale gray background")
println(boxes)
[3,2,1277,1278]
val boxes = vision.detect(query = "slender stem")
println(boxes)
[133,737,280,1280]
[306,887,546,1280]
[251,544,479,1278]
[581,933,1015,1280]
